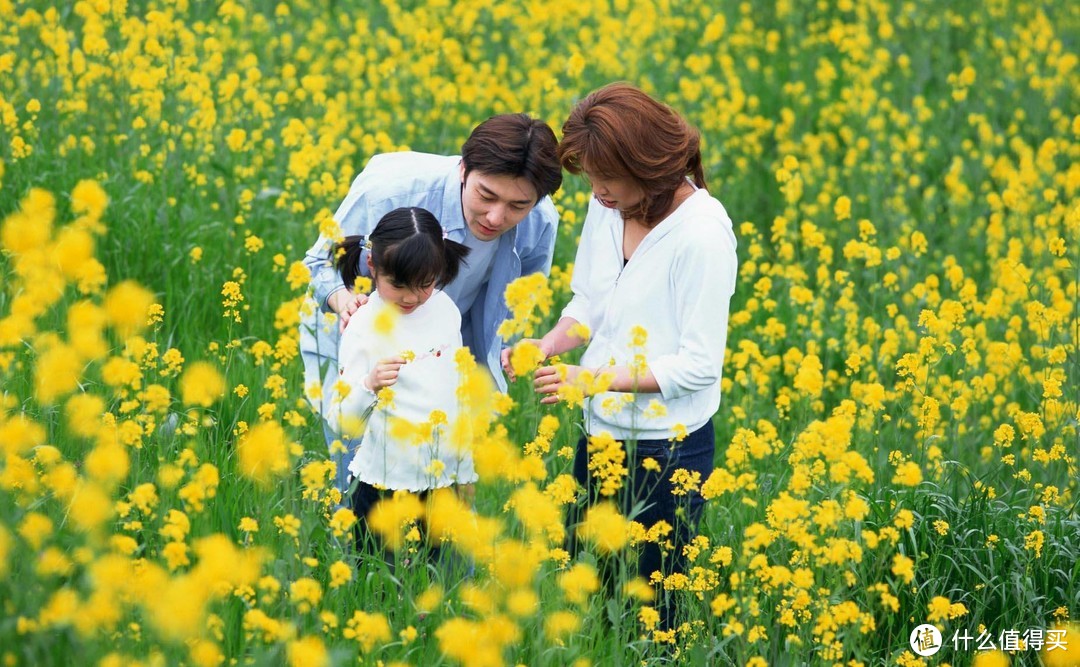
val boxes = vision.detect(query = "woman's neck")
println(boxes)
[627,180,696,228]
[667,180,696,215]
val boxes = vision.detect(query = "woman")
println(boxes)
[504,82,738,627]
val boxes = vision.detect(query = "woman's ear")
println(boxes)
[366,253,374,275]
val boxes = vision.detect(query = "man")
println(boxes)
[300,113,562,492]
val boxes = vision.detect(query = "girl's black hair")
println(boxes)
[334,207,470,292]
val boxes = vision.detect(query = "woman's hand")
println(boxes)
[366,356,406,392]
[501,338,553,382]
[533,364,585,405]
[329,289,369,332]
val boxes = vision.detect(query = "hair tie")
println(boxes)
[362,237,373,251]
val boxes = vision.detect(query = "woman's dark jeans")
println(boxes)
[568,420,715,629]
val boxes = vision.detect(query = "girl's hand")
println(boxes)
[330,290,369,332]
[533,364,583,405]
[501,338,552,382]
[366,356,406,391]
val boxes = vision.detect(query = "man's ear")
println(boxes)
[459,161,466,185]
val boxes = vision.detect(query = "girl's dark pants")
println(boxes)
[350,480,451,570]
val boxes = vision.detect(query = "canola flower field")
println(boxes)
[1,0,1078,665]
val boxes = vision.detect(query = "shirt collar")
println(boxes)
[441,158,467,232]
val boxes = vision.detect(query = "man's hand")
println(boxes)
[366,356,406,392]
[329,289,369,332]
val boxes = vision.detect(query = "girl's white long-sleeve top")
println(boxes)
[561,189,738,441]
[327,290,477,492]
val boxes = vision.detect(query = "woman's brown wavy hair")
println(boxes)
[559,82,707,227]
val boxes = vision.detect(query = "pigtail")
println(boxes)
[439,238,471,287]
[334,235,367,290]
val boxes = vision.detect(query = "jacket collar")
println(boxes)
[631,188,706,258]
[441,159,467,233]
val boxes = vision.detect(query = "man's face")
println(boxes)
[460,163,539,241]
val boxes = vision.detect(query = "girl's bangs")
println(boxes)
[379,235,444,288]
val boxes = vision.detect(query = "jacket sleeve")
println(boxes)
[303,168,382,311]
[325,320,377,435]
[518,200,558,278]
[648,220,738,400]
[559,205,597,327]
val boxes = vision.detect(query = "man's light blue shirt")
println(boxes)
[300,151,558,413]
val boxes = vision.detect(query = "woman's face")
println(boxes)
[583,170,644,212]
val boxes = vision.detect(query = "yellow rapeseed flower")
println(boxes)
[510,340,546,377]
[189,640,225,667]
[415,584,444,613]
[84,440,130,488]
[926,596,968,622]
[53,227,97,282]
[179,361,226,407]
[71,179,108,219]
[489,539,544,589]
[2,188,54,255]
[343,611,391,653]
[367,492,424,551]
[498,272,553,339]
[17,512,53,550]
[328,507,357,537]
[34,342,82,404]
[577,502,631,554]
[558,562,600,606]
[289,578,324,613]
[328,560,352,589]
[544,611,581,641]
[834,195,852,220]
[373,302,398,336]
[1024,529,1045,558]
[236,420,292,486]
[891,554,915,583]
[286,636,329,667]
[972,651,1009,667]
[892,461,923,486]
[104,280,156,338]
[1041,623,1080,667]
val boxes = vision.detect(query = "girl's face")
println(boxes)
[583,169,644,212]
[367,256,435,314]
[374,273,435,314]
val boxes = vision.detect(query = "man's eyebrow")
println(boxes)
[478,183,534,205]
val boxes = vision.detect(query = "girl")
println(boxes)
[505,83,738,628]
[326,206,473,555]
